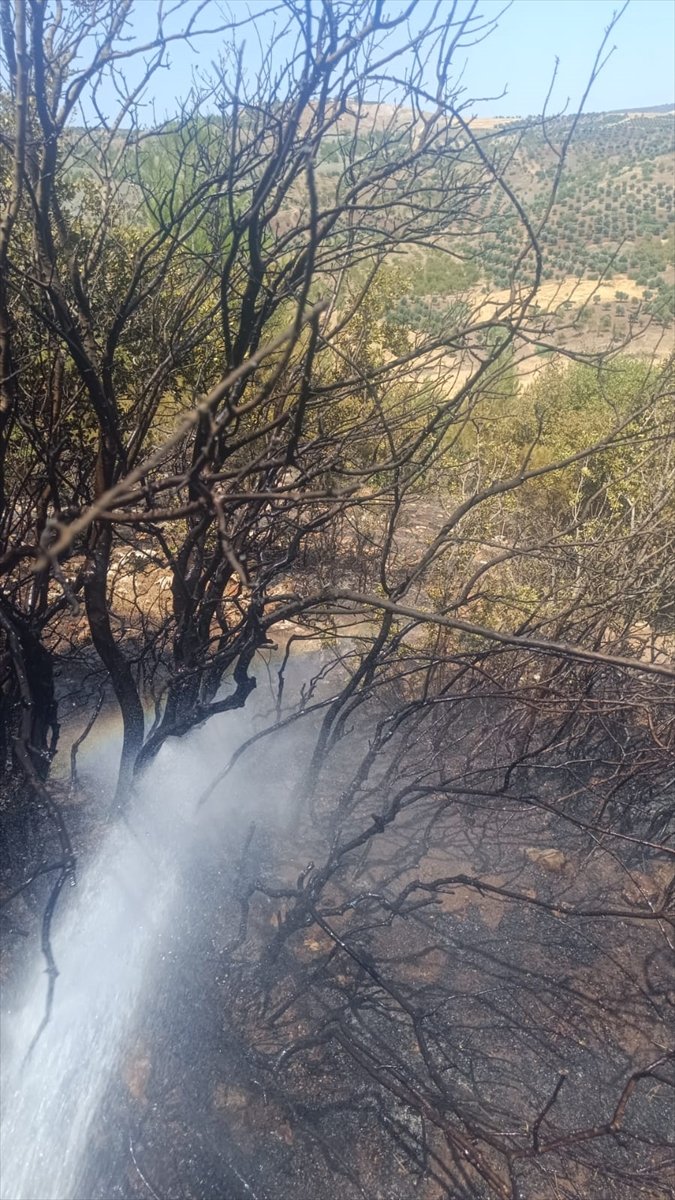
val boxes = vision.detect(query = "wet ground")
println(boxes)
[1,669,673,1200]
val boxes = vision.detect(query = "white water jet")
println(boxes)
[0,703,259,1200]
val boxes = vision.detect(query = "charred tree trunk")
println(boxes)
[83,523,144,806]
[0,595,58,869]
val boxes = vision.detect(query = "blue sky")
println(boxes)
[111,0,675,119]
[467,0,675,116]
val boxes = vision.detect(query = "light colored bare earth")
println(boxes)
[469,273,647,318]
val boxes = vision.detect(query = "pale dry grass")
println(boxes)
[469,273,646,320]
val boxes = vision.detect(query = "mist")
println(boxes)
[0,662,317,1200]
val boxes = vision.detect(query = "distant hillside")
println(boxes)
[602,102,675,115]
[66,98,675,342]
[375,106,674,340]
[478,110,674,321]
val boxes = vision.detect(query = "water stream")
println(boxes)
[0,702,263,1200]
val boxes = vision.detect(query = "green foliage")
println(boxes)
[499,359,671,534]
[406,249,479,296]
[423,355,674,636]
